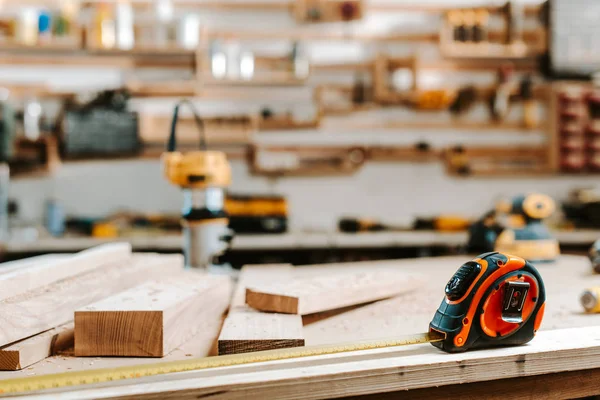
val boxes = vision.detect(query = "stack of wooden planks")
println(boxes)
[0,243,231,370]
[0,247,422,373]
[217,263,423,355]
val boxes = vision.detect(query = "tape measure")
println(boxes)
[0,332,443,395]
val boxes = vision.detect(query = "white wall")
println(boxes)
[11,0,587,233]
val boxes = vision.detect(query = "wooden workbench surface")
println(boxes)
[2,254,600,399]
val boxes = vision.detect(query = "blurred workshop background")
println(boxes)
[1,0,599,266]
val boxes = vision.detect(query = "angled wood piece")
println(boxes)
[246,269,422,315]
[0,323,74,371]
[0,242,132,301]
[0,253,183,347]
[218,265,305,355]
[75,273,232,357]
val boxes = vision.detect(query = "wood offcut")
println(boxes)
[246,269,421,315]
[217,265,304,355]
[75,273,232,357]
[0,323,74,371]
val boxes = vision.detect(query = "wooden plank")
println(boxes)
[358,368,600,400]
[0,323,74,371]
[0,253,183,347]
[217,265,304,355]
[0,254,68,275]
[0,243,131,302]
[0,308,224,379]
[217,312,304,355]
[74,274,232,357]
[245,269,421,314]
[39,326,600,400]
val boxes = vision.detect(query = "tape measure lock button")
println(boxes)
[445,261,482,301]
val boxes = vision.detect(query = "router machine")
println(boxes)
[162,99,234,271]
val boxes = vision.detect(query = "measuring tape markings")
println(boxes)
[0,332,442,395]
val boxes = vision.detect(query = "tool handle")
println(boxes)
[167,99,207,152]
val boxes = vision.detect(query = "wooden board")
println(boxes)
[0,254,68,275]
[245,268,422,315]
[217,311,304,355]
[0,254,183,347]
[0,323,74,371]
[31,325,600,400]
[75,274,232,357]
[217,265,304,355]
[358,367,600,400]
[0,243,131,302]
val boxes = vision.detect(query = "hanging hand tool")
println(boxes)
[503,0,524,45]
[449,85,478,115]
[0,252,547,394]
[162,99,234,272]
[520,74,539,128]
[489,63,515,121]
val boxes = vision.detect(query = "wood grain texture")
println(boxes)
[0,254,68,275]
[75,273,232,357]
[246,269,422,315]
[350,368,600,400]
[0,254,183,347]
[0,323,74,371]
[218,265,305,355]
[0,311,223,380]
[218,312,304,355]
[0,243,131,302]
[32,326,600,400]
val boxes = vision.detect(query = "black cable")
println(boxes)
[167,98,207,152]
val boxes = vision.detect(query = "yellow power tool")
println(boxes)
[162,99,234,271]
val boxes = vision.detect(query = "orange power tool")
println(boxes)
[430,251,546,352]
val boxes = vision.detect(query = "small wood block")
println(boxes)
[218,311,304,355]
[75,273,232,357]
[246,269,422,315]
[0,324,74,371]
[218,264,305,355]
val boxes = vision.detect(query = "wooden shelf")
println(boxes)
[0,51,195,69]
[313,59,539,73]
[73,0,541,16]
[125,80,199,97]
[259,115,320,131]
[325,120,545,133]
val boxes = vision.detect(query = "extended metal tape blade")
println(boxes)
[0,331,444,395]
